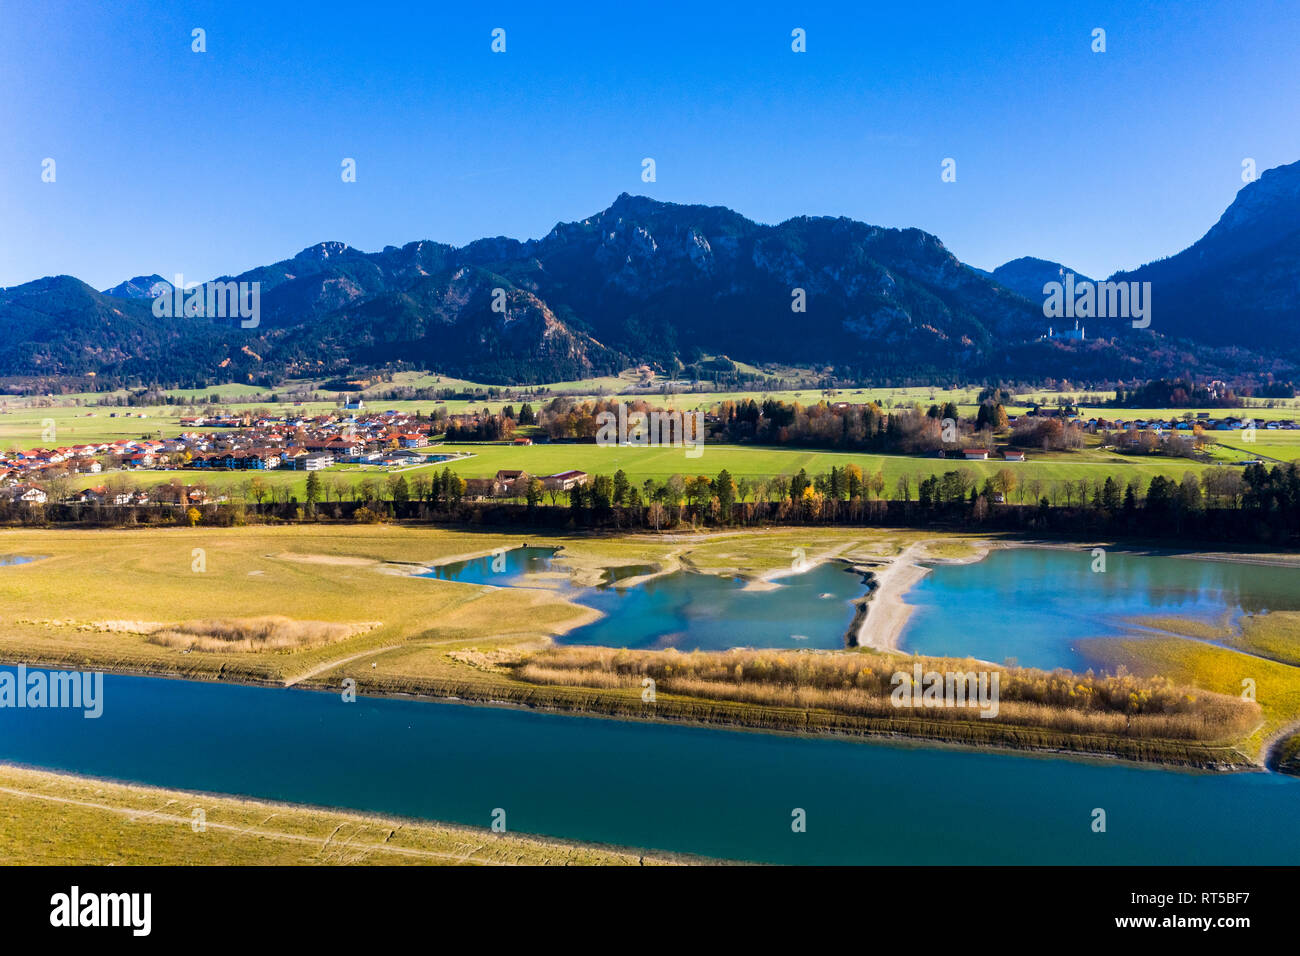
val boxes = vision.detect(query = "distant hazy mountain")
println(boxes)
[986,257,1095,302]
[5,173,1300,385]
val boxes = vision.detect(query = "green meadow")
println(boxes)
[53,438,1235,502]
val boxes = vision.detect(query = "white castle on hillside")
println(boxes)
[1043,318,1085,341]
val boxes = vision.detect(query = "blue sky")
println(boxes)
[3,0,1298,289]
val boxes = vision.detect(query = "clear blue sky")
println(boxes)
[3,0,1298,289]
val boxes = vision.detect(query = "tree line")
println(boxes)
[13,461,1300,545]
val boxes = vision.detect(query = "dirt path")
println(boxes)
[282,645,406,687]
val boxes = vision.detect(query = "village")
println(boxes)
[0,404,588,507]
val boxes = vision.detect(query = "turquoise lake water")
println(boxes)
[421,547,868,650]
[2,667,1297,864]
[897,547,1300,670]
[0,555,41,566]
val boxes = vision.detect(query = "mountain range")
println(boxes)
[3,161,1299,387]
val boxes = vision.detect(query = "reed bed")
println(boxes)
[512,646,1257,742]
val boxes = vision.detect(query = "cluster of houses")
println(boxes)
[0,403,598,507]
[0,410,441,487]
[961,449,1026,462]
[0,410,457,506]
[1,484,49,505]
[0,476,226,509]
[1084,413,1298,432]
[71,484,225,507]
[176,411,440,470]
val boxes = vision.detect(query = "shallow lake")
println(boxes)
[0,555,41,567]
[2,667,1296,864]
[421,547,868,650]
[419,545,562,586]
[898,547,1300,670]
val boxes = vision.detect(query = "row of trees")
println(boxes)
[713,398,988,453]
[14,459,1300,544]
[541,462,1300,540]
[23,457,1294,516]
[1109,379,1245,408]
[19,461,1292,517]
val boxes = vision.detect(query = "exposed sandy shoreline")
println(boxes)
[850,540,998,652]
[849,545,928,652]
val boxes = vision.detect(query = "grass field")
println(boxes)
[0,524,612,684]
[424,441,1226,487]
[0,764,686,865]
[1205,432,1300,464]
[52,437,1242,504]
[1082,625,1300,762]
[0,404,186,449]
[1235,612,1300,666]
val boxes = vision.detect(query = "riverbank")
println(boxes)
[0,763,700,865]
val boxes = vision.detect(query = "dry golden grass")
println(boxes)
[0,525,603,683]
[445,644,541,673]
[145,616,375,653]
